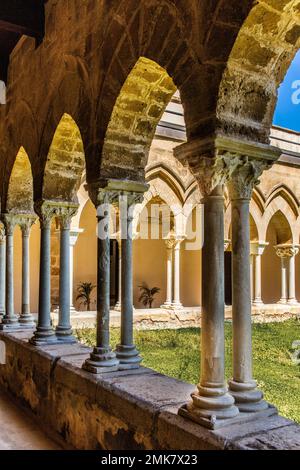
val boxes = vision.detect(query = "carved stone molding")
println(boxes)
[34,200,79,229]
[86,179,149,208]
[174,134,280,197]
[275,244,300,259]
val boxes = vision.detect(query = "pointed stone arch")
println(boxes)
[101,57,176,182]
[265,209,294,245]
[6,146,34,214]
[266,184,299,218]
[218,0,300,142]
[42,113,86,202]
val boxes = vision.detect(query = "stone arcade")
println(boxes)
[0,0,299,451]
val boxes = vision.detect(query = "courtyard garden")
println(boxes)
[76,319,300,424]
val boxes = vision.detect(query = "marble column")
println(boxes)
[30,203,56,345]
[171,238,183,309]
[161,237,175,308]
[56,206,78,342]
[114,234,122,311]
[116,192,144,369]
[251,242,268,306]
[69,228,83,313]
[275,245,299,305]
[83,188,119,373]
[228,159,269,412]
[0,225,6,318]
[19,217,36,327]
[183,181,238,424]
[0,216,19,329]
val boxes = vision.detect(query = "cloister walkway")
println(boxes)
[0,389,61,450]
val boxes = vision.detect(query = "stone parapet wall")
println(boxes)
[0,331,299,450]
[48,305,300,331]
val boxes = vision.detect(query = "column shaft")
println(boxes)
[172,242,182,308]
[83,201,119,373]
[288,255,297,304]
[30,219,56,344]
[185,186,238,421]
[56,219,76,342]
[161,244,173,308]
[0,235,6,317]
[1,221,18,328]
[280,257,288,303]
[115,238,122,311]
[253,254,262,304]
[116,197,141,369]
[19,222,35,327]
[229,196,267,411]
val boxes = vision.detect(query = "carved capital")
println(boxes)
[165,237,177,250]
[18,215,37,237]
[193,156,231,196]
[0,223,5,243]
[224,239,231,251]
[227,156,273,200]
[174,134,280,198]
[86,179,148,209]
[2,214,17,236]
[34,200,78,229]
[59,206,79,230]
[275,244,300,259]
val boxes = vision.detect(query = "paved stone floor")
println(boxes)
[0,389,61,450]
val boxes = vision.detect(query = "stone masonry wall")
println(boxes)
[0,330,299,450]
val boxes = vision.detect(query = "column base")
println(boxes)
[160,302,172,309]
[179,402,277,430]
[277,299,288,305]
[55,326,77,344]
[56,334,77,344]
[19,314,36,329]
[115,344,142,370]
[228,379,269,412]
[29,326,57,346]
[287,299,298,305]
[252,300,263,306]
[0,316,21,330]
[184,384,239,425]
[82,347,119,374]
[170,302,183,310]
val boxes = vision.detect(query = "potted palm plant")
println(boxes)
[76,282,95,311]
[138,283,160,308]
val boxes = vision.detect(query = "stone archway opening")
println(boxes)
[6,147,34,214]
[41,113,86,314]
[263,210,293,304]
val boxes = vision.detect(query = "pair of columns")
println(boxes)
[0,214,36,330]
[275,244,299,305]
[162,234,184,309]
[30,201,78,345]
[83,181,147,373]
[175,137,280,428]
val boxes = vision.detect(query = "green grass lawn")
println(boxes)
[76,319,300,423]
